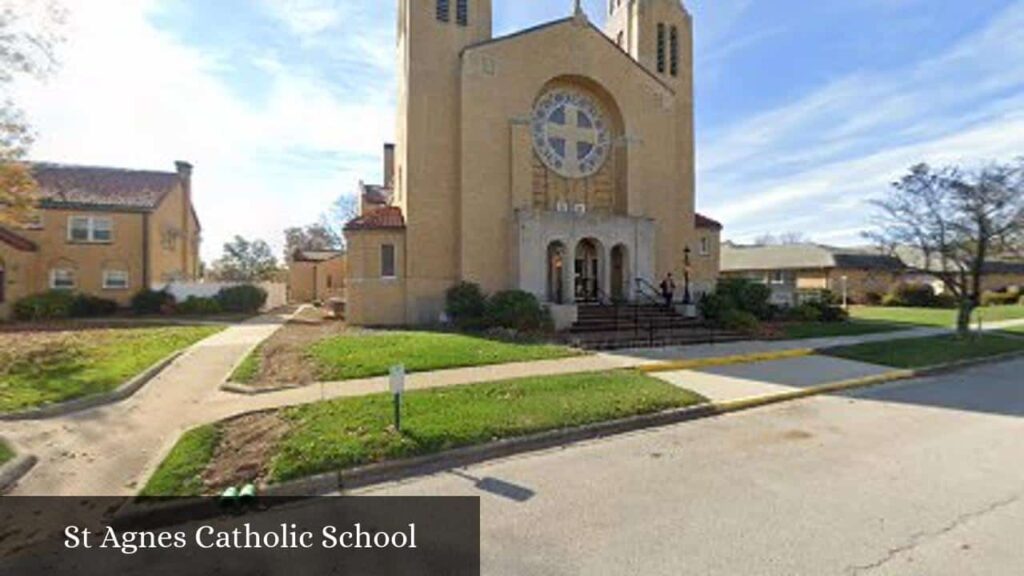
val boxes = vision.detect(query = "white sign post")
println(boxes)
[390,365,406,432]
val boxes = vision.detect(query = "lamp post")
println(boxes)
[683,246,692,305]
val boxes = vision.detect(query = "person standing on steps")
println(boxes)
[660,273,676,310]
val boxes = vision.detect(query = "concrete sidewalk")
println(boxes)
[7,316,1023,496]
[654,355,895,404]
[3,311,291,496]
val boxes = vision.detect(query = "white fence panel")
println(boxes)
[154,281,288,312]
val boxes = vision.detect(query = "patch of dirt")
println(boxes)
[202,412,291,491]
[243,307,369,388]
[780,429,814,441]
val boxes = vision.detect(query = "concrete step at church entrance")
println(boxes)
[566,304,746,350]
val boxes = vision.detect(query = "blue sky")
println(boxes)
[17,0,1024,261]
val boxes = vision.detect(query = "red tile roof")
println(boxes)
[0,227,38,252]
[32,163,181,212]
[344,206,406,231]
[695,213,723,230]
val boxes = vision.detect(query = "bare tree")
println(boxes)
[320,193,359,247]
[866,161,1024,336]
[0,0,65,225]
[283,223,342,261]
[753,231,809,246]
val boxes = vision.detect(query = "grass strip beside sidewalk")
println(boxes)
[0,440,13,467]
[144,370,705,496]
[822,333,1024,369]
[0,326,224,413]
[308,331,580,381]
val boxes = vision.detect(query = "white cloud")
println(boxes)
[15,0,394,262]
[700,1,1024,245]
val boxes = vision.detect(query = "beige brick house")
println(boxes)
[0,162,201,318]
[344,0,720,326]
[287,249,346,304]
[721,243,905,306]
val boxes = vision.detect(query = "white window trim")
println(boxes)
[102,270,130,290]
[769,271,787,285]
[68,216,114,243]
[699,237,710,256]
[50,268,76,290]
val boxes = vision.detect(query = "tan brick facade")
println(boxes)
[0,162,201,319]
[345,1,716,326]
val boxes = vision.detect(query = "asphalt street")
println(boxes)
[361,357,1024,575]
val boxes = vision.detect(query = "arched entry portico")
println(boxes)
[574,238,602,302]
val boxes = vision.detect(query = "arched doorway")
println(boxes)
[547,241,567,304]
[610,244,629,302]
[575,238,601,302]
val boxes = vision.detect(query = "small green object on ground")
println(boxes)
[0,441,13,466]
[778,320,904,340]
[144,370,705,496]
[0,326,223,413]
[823,333,1024,369]
[140,424,220,497]
[849,306,1024,328]
[308,331,578,381]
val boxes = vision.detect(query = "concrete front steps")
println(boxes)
[566,304,746,350]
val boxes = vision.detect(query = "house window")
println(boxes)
[326,275,333,289]
[700,237,710,256]
[436,0,449,22]
[381,244,396,279]
[657,23,666,73]
[103,270,130,290]
[456,0,468,26]
[68,216,113,243]
[769,271,787,285]
[51,268,76,290]
[617,31,624,48]
[670,26,679,77]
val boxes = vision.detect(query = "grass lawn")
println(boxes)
[776,320,906,340]
[850,306,1024,328]
[230,347,262,383]
[0,326,223,413]
[0,441,13,467]
[145,370,705,495]
[308,331,579,382]
[140,425,220,497]
[823,333,1024,369]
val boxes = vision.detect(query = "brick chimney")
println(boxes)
[175,161,194,277]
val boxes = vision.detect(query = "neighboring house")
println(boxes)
[288,249,346,303]
[721,243,905,306]
[0,161,201,319]
[890,245,1024,295]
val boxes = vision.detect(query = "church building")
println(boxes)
[344,0,720,327]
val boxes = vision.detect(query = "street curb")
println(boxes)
[262,403,721,497]
[255,349,1024,497]
[0,438,37,494]
[638,348,815,373]
[0,351,184,421]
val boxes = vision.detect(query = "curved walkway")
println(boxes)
[3,312,291,496]
[5,317,1024,496]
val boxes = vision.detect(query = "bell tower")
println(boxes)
[394,0,492,322]
[604,0,691,88]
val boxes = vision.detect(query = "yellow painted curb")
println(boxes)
[638,348,815,374]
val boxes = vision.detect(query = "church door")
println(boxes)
[574,239,600,302]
